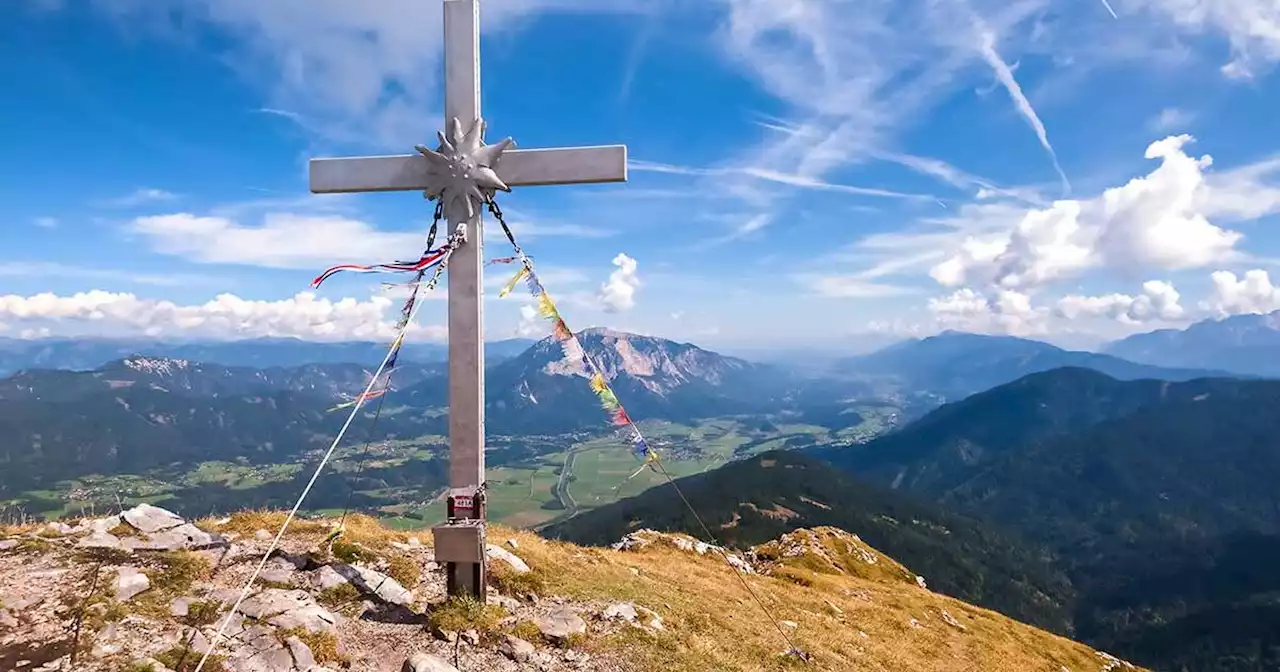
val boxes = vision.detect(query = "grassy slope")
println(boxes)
[477,525,1136,671]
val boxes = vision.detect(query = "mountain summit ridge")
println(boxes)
[0,503,1146,671]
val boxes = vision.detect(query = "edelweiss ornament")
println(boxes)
[415,117,515,222]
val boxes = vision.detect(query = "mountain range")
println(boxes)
[837,330,1232,403]
[1105,309,1280,376]
[566,368,1280,671]
[0,335,536,377]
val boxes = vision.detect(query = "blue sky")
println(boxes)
[3,0,1280,351]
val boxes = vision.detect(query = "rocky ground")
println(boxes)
[1,506,1143,672]
[0,505,650,672]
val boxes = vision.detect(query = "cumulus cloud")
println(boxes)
[927,287,1049,336]
[930,135,1245,291]
[1057,280,1186,324]
[516,304,548,338]
[1203,269,1280,317]
[597,253,639,313]
[0,290,445,341]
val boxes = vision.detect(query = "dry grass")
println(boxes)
[427,595,506,634]
[153,644,227,672]
[197,510,331,540]
[280,627,347,665]
[385,552,422,589]
[485,525,1146,672]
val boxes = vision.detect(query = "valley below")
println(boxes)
[4,413,898,532]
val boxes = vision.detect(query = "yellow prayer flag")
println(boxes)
[499,267,529,298]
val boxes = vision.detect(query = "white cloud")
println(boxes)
[33,217,58,229]
[516,304,548,338]
[132,212,423,270]
[597,253,639,313]
[799,274,919,299]
[101,188,179,208]
[927,287,1049,336]
[1202,156,1280,222]
[1131,0,1280,78]
[1149,107,1195,132]
[1203,269,1280,316]
[0,290,445,341]
[1057,280,1186,324]
[133,209,611,270]
[930,135,1246,291]
[977,26,1071,194]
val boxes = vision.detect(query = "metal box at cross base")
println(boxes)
[432,519,487,599]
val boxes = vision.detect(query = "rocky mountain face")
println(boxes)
[0,503,1145,672]
[837,331,1234,403]
[1104,310,1280,376]
[0,337,535,377]
[401,328,795,433]
[818,367,1280,672]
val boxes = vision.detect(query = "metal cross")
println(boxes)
[307,0,627,598]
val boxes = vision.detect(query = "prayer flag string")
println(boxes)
[312,247,452,289]
[315,224,463,414]
[487,205,659,475]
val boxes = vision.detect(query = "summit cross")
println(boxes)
[308,0,627,598]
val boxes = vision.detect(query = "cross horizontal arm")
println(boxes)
[309,145,628,194]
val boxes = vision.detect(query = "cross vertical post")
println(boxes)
[441,0,486,600]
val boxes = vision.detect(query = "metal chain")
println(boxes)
[484,197,525,259]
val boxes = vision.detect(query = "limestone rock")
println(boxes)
[536,606,587,644]
[238,589,337,634]
[941,609,966,630]
[500,634,536,663]
[171,597,191,618]
[122,503,185,534]
[0,609,17,629]
[460,629,480,646]
[124,523,226,552]
[485,544,530,573]
[260,558,297,585]
[91,623,123,657]
[600,602,663,631]
[402,652,460,672]
[77,531,123,550]
[226,623,295,672]
[115,567,151,602]
[314,563,413,607]
[487,593,520,611]
[0,540,20,551]
[285,635,317,670]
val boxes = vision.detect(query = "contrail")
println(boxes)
[1099,0,1118,19]
[978,30,1072,195]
